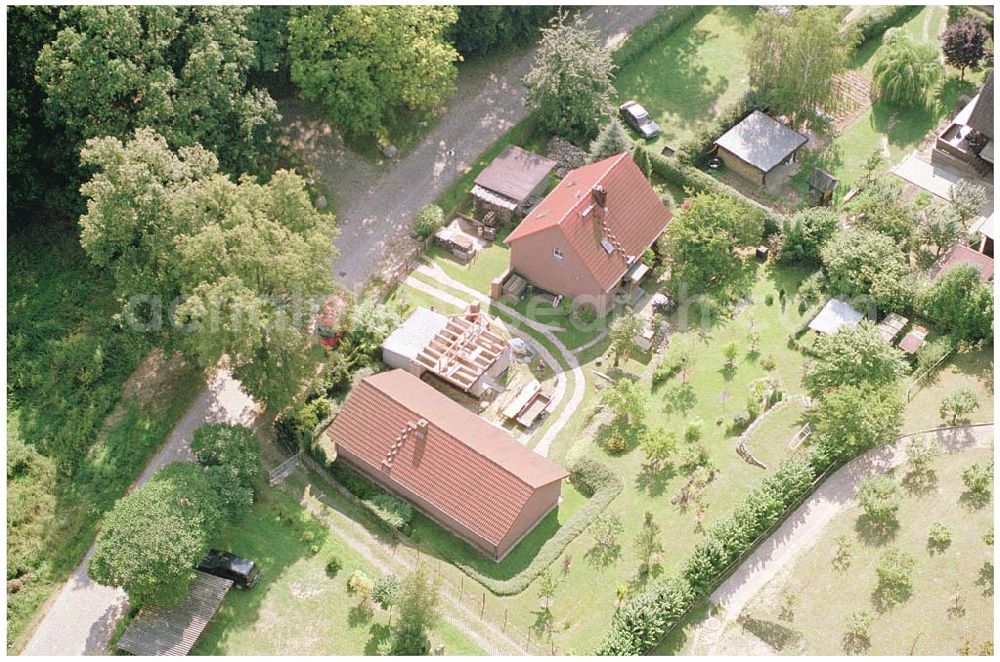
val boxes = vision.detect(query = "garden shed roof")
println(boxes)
[714,111,808,173]
[808,298,864,335]
[473,145,556,205]
[934,243,994,281]
[117,571,231,656]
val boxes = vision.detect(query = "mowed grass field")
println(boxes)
[708,446,994,655]
[613,6,756,151]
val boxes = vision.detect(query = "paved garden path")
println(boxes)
[21,370,260,656]
[406,263,587,458]
[690,423,994,654]
[280,5,662,289]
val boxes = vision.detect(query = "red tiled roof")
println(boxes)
[505,153,671,291]
[936,243,994,281]
[325,370,568,546]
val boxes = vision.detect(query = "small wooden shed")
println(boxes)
[117,571,232,656]
[808,168,838,205]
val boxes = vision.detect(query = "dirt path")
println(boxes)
[291,463,525,656]
[690,423,994,655]
[281,5,662,289]
[21,370,261,656]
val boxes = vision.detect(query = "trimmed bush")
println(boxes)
[326,555,343,576]
[364,493,414,531]
[612,6,701,67]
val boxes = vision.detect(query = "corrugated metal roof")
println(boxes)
[325,370,568,547]
[474,145,556,204]
[381,307,448,362]
[506,153,671,292]
[808,298,864,335]
[714,111,808,173]
[117,571,232,656]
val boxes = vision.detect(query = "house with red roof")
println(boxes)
[322,369,568,561]
[503,152,671,316]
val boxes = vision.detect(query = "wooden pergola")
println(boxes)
[117,571,232,656]
[414,304,508,393]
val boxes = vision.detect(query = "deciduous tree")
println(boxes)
[939,388,980,425]
[524,13,616,143]
[779,207,839,265]
[601,379,646,427]
[391,565,440,654]
[804,323,909,396]
[289,6,460,140]
[820,227,913,312]
[608,314,641,367]
[941,15,991,79]
[873,28,943,107]
[808,384,904,468]
[920,264,994,343]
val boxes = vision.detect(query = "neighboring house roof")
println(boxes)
[975,213,995,241]
[325,370,568,547]
[505,152,671,292]
[473,145,557,205]
[808,298,864,335]
[934,243,994,281]
[967,72,994,139]
[117,571,232,656]
[382,307,449,363]
[714,111,809,173]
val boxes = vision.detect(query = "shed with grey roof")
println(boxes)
[808,298,865,335]
[472,145,556,224]
[714,111,809,186]
[382,307,449,372]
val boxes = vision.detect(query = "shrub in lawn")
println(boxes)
[325,555,343,577]
[347,569,375,606]
[603,431,629,454]
[857,476,900,529]
[939,388,980,425]
[927,522,952,552]
[759,355,777,372]
[984,527,994,546]
[728,411,754,434]
[677,443,712,476]
[413,204,445,240]
[764,293,774,306]
[302,530,316,544]
[961,461,993,501]
[364,493,414,531]
[832,534,852,572]
[875,548,915,606]
[842,609,873,654]
[373,573,401,610]
[683,419,703,444]
[309,544,320,555]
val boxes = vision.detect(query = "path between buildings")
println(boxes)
[21,370,260,656]
[406,263,586,458]
[291,462,525,656]
[690,422,995,655]
[281,5,662,289]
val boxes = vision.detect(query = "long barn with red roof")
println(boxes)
[323,369,568,561]
[504,152,671,315]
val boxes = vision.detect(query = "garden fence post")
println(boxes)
[480,593,485,618]
[459,576,464,601]
[503,609,508,633]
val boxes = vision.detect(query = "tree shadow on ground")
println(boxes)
[594,419,645,455]
[364,622,391,655]
[531,608,554,638]
[661,382,697,416]
[977,562,993,597]
[635,462,677,497]
[854,514,899,547]
[585,541,622,569]
[872,580,912,613]
[737,614,804,653]
[959,489,992,512]
[901,468,938,497]
[842,631,871,656]
[348,603,374,628]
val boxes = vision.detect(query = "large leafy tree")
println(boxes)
[89,463,224,607]
[820,228,914,312]
[78,129,338,408]
[808,383,904,468]
[191,423,262,520]
[846,175,915,248]
[779,207,839,265]
[524,13,616,144]
[940,15,992,79]
[658,192,765,299]
[804,323,909,397]
[35,6,278,178]
[920,264,994,343]
[448,6,555,58]
[289,6,460,140]
[873,28,943,107]
[746,7,858,126]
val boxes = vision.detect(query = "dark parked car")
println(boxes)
[197,550,260,589]
[619,100,661,139]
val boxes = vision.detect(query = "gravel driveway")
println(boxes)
[280,5,662,289]
[21,370,260,656]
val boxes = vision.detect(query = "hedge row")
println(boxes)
[597,455,819,655]
[849,5,921,45]
[451,458,624,595]
[612,6,703,67]
[641,145,782,234]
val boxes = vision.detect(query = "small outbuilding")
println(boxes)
[808,298,864,335]
[808,168,838,205]
[471,145,557,224]
[933,242,995,282]
[117,571,232,656]
[714,111,809,186]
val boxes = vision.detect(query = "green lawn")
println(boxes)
[901,347,994,433]
[613,5,757,151]
[694,446,994,655]
[195,475,483,656]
